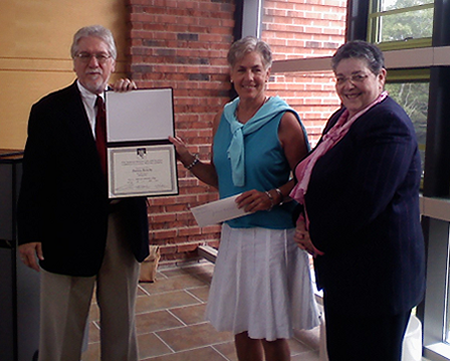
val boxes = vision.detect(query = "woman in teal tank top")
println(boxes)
[170,36,319,361]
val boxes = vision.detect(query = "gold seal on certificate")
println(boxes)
[105,88,179,198]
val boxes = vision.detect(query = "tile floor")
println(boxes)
[82,260,322,361]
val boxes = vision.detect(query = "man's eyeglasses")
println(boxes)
[75,52,112,64]
[335,74,370,85]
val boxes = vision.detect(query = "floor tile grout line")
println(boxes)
[135,302,208,326]
[211,344,233,361]
[147,340,235,358]
[138,284,152,296]
[155,271,170,280]
[145,274,211,282]
[136,286,207,298]
[136,320,212,337]
[166,309,188,327]
[149,272,211,285]
[152,331,177,354]
[157,264,214,279]
[157,270,204,280]
[184,288,208,304]
[190,269,214,282]
[134,303,202,316]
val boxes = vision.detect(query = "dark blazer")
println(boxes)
[305,97,425,316]
[17,82,149,277]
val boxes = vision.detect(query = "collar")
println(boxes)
[76,80,104,108]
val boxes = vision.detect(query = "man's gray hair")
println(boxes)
[71,25,117,60]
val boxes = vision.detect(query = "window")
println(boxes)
[422,216,450,360]
[368,0,434,49]
[385,72,429,173]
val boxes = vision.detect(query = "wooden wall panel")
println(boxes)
[0,0,129,149]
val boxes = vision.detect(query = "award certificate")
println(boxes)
[105,88,178,198]
[108,144,178,198]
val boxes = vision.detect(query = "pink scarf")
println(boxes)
[290,91,388,228]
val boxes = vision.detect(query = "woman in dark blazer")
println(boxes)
[290,40,426,360]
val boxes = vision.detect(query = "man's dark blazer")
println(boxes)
[304,96,425,316]
[17,82,149,277]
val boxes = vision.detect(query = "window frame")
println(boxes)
[368,0,434,50]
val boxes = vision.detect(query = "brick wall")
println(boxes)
[127,0,235,265]
[126,0,347,266]
[262,0,348,145]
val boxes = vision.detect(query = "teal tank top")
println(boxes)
[213,108,300,229]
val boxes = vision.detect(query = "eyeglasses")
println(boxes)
[75,52,112,64]
[335,73,370,85]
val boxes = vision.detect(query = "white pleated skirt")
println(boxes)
[206,223,320,341]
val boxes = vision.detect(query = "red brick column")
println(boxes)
[126,0,236,265]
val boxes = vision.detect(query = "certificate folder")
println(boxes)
[105,88,178,199]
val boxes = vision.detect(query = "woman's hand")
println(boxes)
[236,189,273,213]
[169,136,195,165]
[110,78,137,92]
[169,135,219,187]
[294,216,324,257]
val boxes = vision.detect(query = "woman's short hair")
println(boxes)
[227,36,272,70]
[71,25,117,60]
[331,40,385,74]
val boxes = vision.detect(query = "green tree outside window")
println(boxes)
[369,0,434,49]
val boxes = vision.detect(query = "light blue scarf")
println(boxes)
[224,95,305,187]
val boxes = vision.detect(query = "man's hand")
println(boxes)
[110,78,137,92]
[19,242,43,272]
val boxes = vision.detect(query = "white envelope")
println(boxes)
[190,194,251,227]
